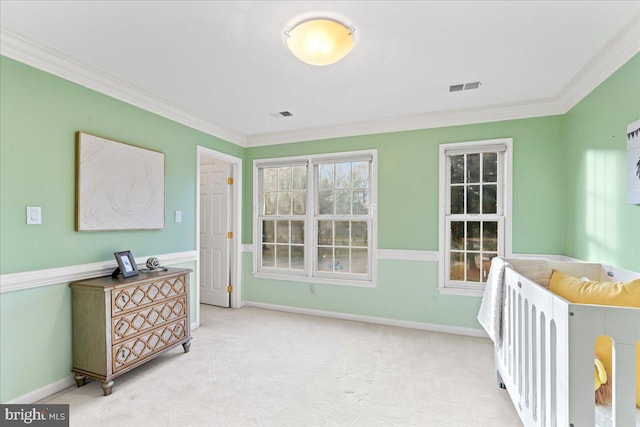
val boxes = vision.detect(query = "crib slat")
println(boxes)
[567,305,601,426]
[612,342,637,425]
[604,306,640,426]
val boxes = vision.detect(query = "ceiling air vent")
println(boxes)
[449,81,481,92]
[270,111,294,118]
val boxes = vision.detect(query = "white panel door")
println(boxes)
[200,162,230,307]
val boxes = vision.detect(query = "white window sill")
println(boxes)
[253,272,376,288]
[437,287,485,297]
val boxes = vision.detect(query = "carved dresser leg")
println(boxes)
[74,374,87,387]
[101,380,114,396]
[182,340,191,353]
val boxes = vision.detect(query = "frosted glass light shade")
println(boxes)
[286,19,354,66]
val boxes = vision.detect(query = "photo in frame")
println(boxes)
[627,118,640,204]
[76,132,165,231]
[113,251,139,278]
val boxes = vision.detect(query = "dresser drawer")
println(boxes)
[112,296,186,343]
[112,318,187,372]
[112,275,186,315]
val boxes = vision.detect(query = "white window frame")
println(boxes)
[253,150,377,288]
[438,138,513,296]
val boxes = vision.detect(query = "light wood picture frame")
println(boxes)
[76,132,165,231]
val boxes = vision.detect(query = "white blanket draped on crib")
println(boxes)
[476,257,507,346]
[477,257,552,347]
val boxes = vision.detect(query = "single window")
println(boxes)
[439,139,512,294]
[254,151,377,286]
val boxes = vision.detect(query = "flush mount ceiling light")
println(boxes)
[285,19,355,66]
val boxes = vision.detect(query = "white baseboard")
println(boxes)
[5,375,75,404]
[243,301,488,338]
[5,324,200,404]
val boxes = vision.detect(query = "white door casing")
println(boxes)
[200,161,230,307]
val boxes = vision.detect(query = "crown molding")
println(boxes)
[245,98,565,147]
[557,11,640,112]
[0,27,247,147]
[3,9,639,149]
[246,12,640,147]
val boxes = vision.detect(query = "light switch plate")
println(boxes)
[27,206,42,224]
[174,210,182,223]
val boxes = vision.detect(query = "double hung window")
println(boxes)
[439,139,512,294]
[255,151,376,285]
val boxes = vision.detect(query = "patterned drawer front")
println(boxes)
[112,275,186,315]
[112,318,187,372]
[112,297,186,343]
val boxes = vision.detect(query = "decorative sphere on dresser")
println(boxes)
[146,257,161,270]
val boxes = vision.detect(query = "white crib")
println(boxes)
[495,261,640,426]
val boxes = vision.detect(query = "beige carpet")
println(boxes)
[40,305,521,426]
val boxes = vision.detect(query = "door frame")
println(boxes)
[195,146,243,325]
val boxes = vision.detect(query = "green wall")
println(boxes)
[563,53,640,271]
[242,116,567,329]
[0,56,241,402]
[0,56,243,274]
[242,116,566,253]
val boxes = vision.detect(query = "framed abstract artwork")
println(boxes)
[76,132,165,231]
[627,119,640,205]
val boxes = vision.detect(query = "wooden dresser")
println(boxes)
[70,268,192,395]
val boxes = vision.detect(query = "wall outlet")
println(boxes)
[310,284,315,294]
[174,210,182,223]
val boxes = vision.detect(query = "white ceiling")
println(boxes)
[1,1,639,146]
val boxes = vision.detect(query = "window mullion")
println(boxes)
[445,156,451,215]
[479,153,483,215]
[464,155,468,215]
[308,162,315,278]
[463,219,467,282]
[479,219,484,281]
[498,152,503,216]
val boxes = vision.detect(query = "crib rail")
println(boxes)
[495,267,639,426]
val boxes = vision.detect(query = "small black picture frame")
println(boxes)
[113,251,139,278]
